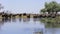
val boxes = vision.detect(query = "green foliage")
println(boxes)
[41,1,60,14]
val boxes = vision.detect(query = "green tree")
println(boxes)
[41,1,60,14]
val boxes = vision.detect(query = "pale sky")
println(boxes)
[0,0,60,14]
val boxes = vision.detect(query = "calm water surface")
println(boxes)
[0,18,60,34]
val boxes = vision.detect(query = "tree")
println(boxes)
[0,3,4,10]
[41,1,60,14]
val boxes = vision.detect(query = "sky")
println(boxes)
[0,0,60,14]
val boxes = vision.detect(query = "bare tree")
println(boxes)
[0,3,4,10]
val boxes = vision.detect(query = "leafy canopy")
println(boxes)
[41,1,60,14]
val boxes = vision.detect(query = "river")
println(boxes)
[0,18,60,34]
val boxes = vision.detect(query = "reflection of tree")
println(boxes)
[40,17,60,28]
[19,18,21,22]
[0,18,11,30]
[46,28,56,34]
[33,18,40,22]
[0,18,5,30]
[11,18,16,22]
[33,28,43,34]
[23,18,30,23]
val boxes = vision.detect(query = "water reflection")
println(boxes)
[0,18,44,34]
[0,18,60,34]
[33,18,40,22]
[45,28,60,34]
[11,18,16,22]
[19,18,21,22]
[22,18,30,22]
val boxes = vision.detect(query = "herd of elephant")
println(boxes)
[0,12,59,19]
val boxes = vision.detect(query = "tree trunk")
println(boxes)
[48,12,50,14]
[55,11,57,16]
